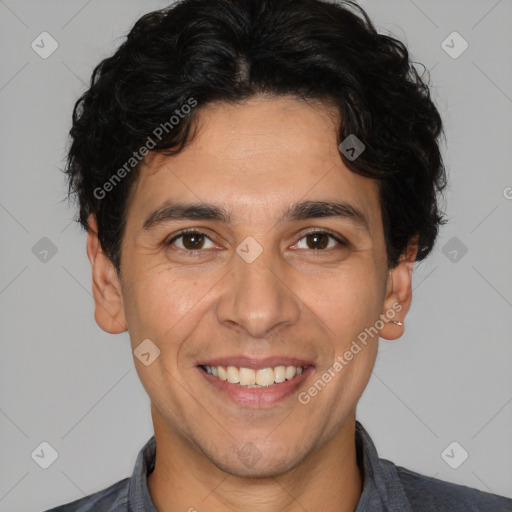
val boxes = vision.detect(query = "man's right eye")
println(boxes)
[167,230,215,251]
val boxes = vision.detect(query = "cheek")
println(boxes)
[305,267,384,344]
[122,264,211,345]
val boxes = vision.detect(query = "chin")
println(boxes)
[203,439,309,479]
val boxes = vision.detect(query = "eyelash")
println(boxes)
[166,228,347,254]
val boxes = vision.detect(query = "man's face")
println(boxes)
[91,96,408,477]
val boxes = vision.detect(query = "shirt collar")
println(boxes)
[128,435,157,512]
[128,421,411,511]
[354,420,412,511]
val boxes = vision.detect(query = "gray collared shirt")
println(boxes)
[45,421,512,511]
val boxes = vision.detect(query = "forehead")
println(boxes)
[127,96,382,231]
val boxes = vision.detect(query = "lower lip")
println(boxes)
[198,366,314,408]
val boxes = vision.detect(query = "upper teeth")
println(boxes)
[203,365,304,386]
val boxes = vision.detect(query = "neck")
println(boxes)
[147,411,363,512]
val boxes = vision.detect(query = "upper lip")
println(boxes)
[197,356,314,370]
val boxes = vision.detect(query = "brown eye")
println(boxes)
[168,231,214,251]
[306,233,329,249]
[181,233,205,249]
[296,231,343,250]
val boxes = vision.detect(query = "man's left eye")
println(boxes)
[295,232,344,250]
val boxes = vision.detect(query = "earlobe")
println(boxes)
[379,239,417,340]
[86,215,127,334]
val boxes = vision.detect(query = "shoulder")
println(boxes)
[389,462,512,512]
[43,477,130,512]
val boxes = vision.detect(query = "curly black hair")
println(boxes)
[65,0,446,273]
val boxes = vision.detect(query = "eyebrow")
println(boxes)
[142,199,369,232]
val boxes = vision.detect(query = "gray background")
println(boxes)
[1,0,511,510]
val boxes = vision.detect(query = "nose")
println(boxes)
[215,246,301,339]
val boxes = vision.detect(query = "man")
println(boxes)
[47,0,512,510]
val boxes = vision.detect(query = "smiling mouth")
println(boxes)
[200,364,309,387]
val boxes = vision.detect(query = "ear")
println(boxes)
[379,237,418,340]
[86,215,127,334]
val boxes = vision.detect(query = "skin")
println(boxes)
[86,95,416,512]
